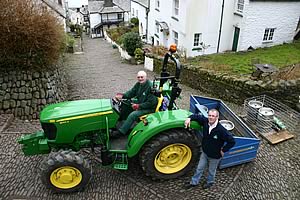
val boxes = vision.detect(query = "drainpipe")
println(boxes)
[217,0,225,53]
[146,0,150,42]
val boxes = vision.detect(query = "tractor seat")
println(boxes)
[139,94,164,121]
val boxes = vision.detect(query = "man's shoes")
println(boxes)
[202,183,213,189]
[183,183,197,190]
[110,130,123,138]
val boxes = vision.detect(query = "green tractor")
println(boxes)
[18,47,201,193]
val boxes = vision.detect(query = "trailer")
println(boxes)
[190,95,261,169]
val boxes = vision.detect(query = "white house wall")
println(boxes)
[131,2,147,36]
[238,1,300,51]
[90,13,102,28]
[185,0,225,57]
[148,0,300,57]
[148,0,187,48]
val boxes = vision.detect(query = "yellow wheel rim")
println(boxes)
[154,143,192,174]
[50,166,82,189]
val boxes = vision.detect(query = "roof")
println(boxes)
[88,0,130,13]
[99,5,124,14]
[113,0,130,11]
[132,0,149,8]
[88,0,104,13]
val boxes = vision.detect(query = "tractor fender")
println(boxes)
[127,109,201,157]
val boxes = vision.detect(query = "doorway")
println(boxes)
[232,27,240,51]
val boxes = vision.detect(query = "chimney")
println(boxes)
[104,0,114,7]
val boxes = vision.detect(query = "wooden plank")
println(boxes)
[261,130,294,145]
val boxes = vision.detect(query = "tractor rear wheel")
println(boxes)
[139,129,200,180]
[40,150,92,193]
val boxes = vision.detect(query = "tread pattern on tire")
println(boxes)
[40,149,92,193]
[139,129,200,180]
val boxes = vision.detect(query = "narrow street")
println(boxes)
[0,35,299,200]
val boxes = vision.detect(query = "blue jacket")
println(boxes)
[190,114,235,159]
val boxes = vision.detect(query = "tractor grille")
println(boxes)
[41,123,57,140]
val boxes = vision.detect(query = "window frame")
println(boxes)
[173,30,178,46]
[193,33,202,47]
[155,0,160,9]
[263,28,275,42]
[236,0,244,14]
[173,0,179,16]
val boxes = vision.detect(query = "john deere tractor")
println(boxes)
[18,46,201,193]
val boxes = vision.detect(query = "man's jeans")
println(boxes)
[190,152,221,185]
[119,109,152,134]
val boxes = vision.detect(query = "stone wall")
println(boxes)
[149,55,300,111]
[0,64,67,120]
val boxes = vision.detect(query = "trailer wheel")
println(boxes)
[139,129,200,180]
[40,150,92,193]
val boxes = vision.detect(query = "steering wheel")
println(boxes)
[112,97,132,113]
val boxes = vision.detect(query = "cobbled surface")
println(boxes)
[0,35,299,200]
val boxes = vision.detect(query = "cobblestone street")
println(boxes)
[0,35,299,200]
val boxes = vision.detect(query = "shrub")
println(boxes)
[0,0,65,70]
[66,34,75,47]
[130,17,139,26]
[122,32,143,56]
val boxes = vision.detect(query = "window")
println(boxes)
[155,0,160,9]
[132,8,135,16]
[117,13,122,19]
[58,0,62,6]
[236,0,244,13]
[173,0,179,16]
[156,21,160,33]
[173,31,178,45]
[263,28,275,41]
[136,10,139,17]
[193,33,202,46]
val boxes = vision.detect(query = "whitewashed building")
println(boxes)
[134,0,300,57]
[131,0,149,40]
[41,0,67,30]
[89,0,131,38]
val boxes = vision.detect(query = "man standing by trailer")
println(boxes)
[184,109,235,189]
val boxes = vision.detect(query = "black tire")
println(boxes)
[139,129,200,180]
[40,149,92,193]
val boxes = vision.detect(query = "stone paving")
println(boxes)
[0,35,299,200]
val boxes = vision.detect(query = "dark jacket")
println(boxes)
[190,114,236,159]
[123,79,158,111]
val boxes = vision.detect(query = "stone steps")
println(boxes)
[0,114,14,133]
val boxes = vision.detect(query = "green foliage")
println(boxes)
[0,0,65,70]
[131,26,139,34]
[187,41,300,75]
[134,48,145,64]
[122,32,143,56]
[106,26,132,45]
[130,17,139,26]
[66,34,75,47]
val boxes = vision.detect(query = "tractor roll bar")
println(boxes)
[159,52,181,88]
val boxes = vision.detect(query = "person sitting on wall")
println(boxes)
[110,70,158,138]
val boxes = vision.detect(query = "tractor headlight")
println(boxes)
[41,123,57,140]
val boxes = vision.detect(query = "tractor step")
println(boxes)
[113,153,128,170]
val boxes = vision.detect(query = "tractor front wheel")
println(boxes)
[40,150,91,193]
[139,129,200,180]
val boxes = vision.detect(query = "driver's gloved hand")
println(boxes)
[132,104,140,110]
[115,93,123,100]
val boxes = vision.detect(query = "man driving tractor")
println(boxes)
[110,70,158,138]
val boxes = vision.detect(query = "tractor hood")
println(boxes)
[40,99,112,122]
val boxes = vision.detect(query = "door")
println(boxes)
[232,27,240,51]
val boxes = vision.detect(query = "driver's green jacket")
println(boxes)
[123,79,158,111]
